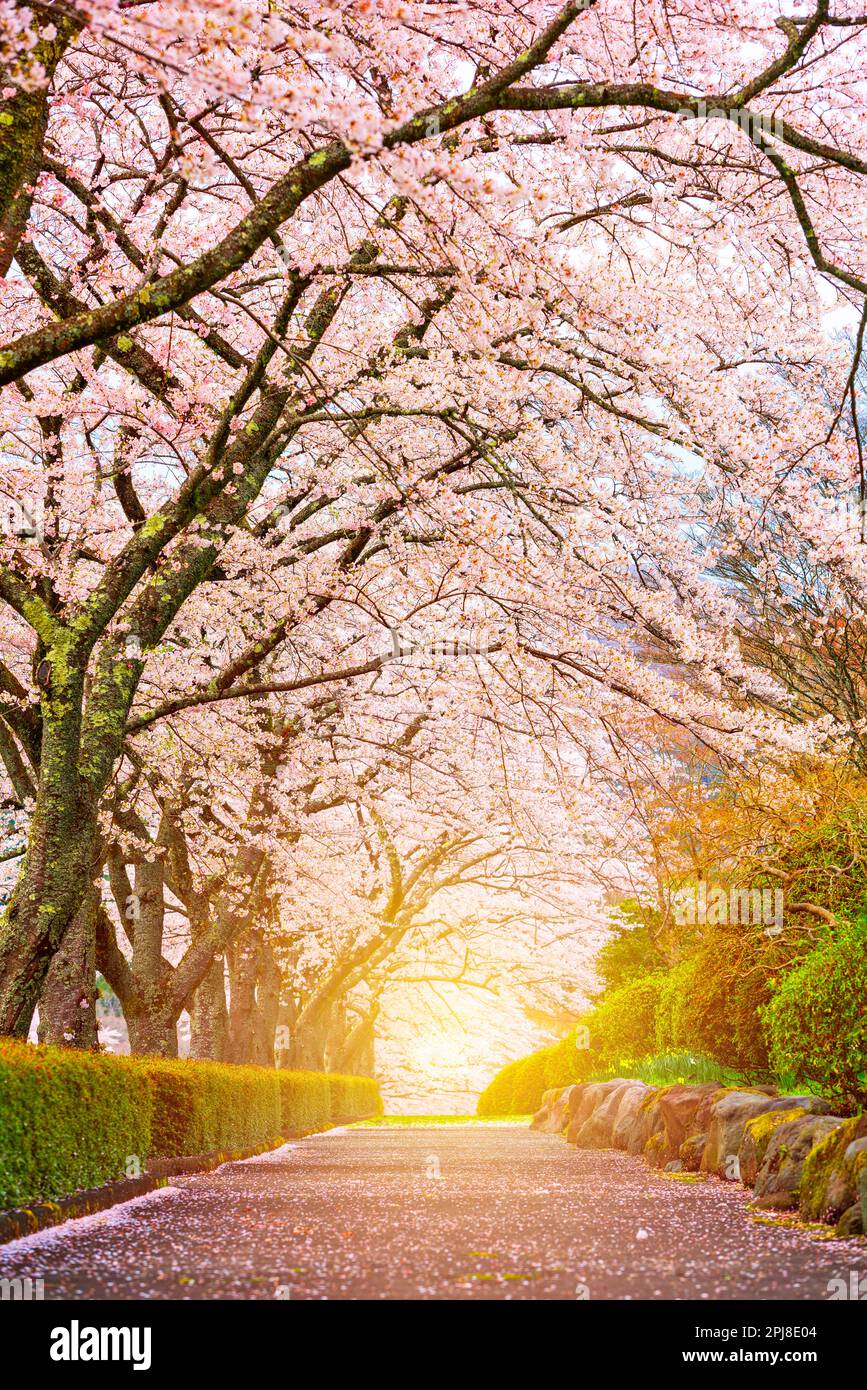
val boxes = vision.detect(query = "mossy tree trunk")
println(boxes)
[0,647,102,1035]
[37,885,99,1048]
[98,853,181,1056]
[0,225,394,1036]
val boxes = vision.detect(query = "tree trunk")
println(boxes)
[0,15,81,276]
[325,1002,349,1070]
[126,1002,178,1057]
[37,885,99,1048]
[0,756,100,1036]
[227,930,260,1064]
[333,1005,378,1076]
[287,1003,332,1071]
[189,958,229,1061]
[250,942,281,1067]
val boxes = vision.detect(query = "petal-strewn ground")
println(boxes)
[1,1124,864,1300]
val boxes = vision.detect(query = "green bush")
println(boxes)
[587,973,665,1068]
[133,1057,282,1158]
[653,938,774,1078]
[477,1058,523,1115]
[762,919,867,1110]
[0,1043,383,1210]
[543,1031,594,1090]
[594,901,667,995]
[278,1070,331,1134]
[326,1072,383,1124]
[510,1049,554,1113]
[0,1040,151,1208]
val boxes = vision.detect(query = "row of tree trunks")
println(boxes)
[276,995,377,1076]
[33,892,378,1075]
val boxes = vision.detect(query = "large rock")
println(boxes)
[612,1083,655,1150]
[836,1202,864,1238]
[751,1115,845,1210]
[634,1083,730,1169]
[679,1132,708,1171]
[565,1080,633,1144]
[800,1115,867,1224]
[531,1085,578,1134]
[573,1082,648,1149]
[701,1091,831,1179]
[625,1090,665,1157]
[739,1106,810,1186]
[654,1083,725,1165]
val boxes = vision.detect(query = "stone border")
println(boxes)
[0,1114,377,1245]
[0,1173,166,1244]
[532,1079,866,1238]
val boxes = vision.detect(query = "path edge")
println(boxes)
[0,1113,376,1245]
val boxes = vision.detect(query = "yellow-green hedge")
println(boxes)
[0,1041,151,1209]
[134,1057,282,1159]
[0,1041,381,1210]
[327,1072,383,1122]
[278,1069,331,1134]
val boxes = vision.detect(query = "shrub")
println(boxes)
[594,901,667,995]
[0,1043,383,1211]
[543,1030,594,1090]
[325,1072,382,1124]
[132,1057,282,1158]
[0,1040,151,1208]
[587,973,665,1068]
[277,1070,331,1134]
[762,918,867,1111]
[510,1049,555,1113]
[477,1058,523,1115]
[654,938,774,1078]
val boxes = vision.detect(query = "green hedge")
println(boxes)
[327,1072,383,1123]
[0,1042,381,1210]
[0,1041,151,1209]
[134,1058,282,1159]
[278,1069,331,1134]
[509,1050,554,1113]
[477,1058,523,1116]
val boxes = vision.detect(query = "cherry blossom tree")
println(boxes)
[0,0,866,1052]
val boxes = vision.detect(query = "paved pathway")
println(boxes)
[1,1124,864,1300]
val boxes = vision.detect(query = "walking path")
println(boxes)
[2,1123,864,1300]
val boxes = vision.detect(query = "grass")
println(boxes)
[349,1114,532,1127]
[580,1051,750,1090]
[581,1052,829,1099]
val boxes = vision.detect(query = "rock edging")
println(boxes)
[532,1079,866,1237]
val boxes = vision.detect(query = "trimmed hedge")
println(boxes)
[327,1072,383,1123]
[0,1041,381,1210]
[0,1041,151,1209]
[279,1069,331,1135]
[134,1058,282,1159]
